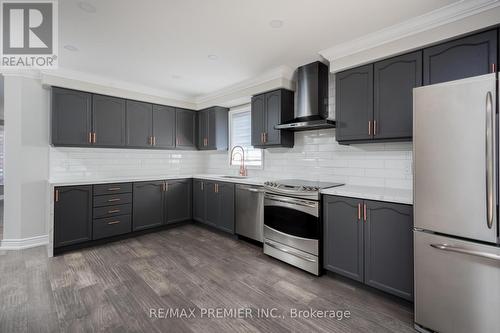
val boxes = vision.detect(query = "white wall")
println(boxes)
[3,75,49,240]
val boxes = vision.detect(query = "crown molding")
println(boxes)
[319,0,500,62]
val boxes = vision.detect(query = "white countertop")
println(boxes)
[320,185,413,205]
[48,174,266,187]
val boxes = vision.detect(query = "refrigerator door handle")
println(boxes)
[430,243,500,261]
[485,91,495,229]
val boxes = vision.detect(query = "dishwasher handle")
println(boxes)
[238,185,265,193]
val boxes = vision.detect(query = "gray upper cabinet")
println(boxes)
[51,88,92,146]
[323,195,364,282]
[374,51,422,140]
[92,94,126,147]
[54,185,92,248]
[132,181,165,231]
[251,89,294,148]
[335,64,374,143]
[364,200,414,301]
[175,108,196,149]
[153,105,176,149]
[197,106,229,150]
[165,179,192,224]
[423,29,498,85]
[126,100,153,148]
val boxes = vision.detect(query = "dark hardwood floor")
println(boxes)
[0,224,415,332]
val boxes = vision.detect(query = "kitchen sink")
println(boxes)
[220,175,248,179]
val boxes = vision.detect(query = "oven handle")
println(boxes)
[265,194,318,217]
[264,185,310,197]
[264,240,316,262]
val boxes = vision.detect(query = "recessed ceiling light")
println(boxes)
[63,44,78,51]
[207,54,218,61]
[269,19,284,28]
[77,1,97,13]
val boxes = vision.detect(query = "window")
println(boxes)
[229,106,263,168]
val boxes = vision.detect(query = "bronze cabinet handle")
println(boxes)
[107,220,120,225]
[92,132,96,143]
[357,203,361,221]
[368,121,372,136]
[107,198,121,202]
[153,136,156,146]
[88,132,92,143]
[108,209,120,214]
[363,203,367,222]
[201,182,204,191]
[55,189,60,202]
[373,120,377,136]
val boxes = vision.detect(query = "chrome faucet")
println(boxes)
[230,145,248,177]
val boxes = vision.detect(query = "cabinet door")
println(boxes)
[323,195,364,282]
[165,179,192,224]
[335,64,374,142]
[423,29,497,85]
[92,95,126,147]
[204,182,219,227]
[374,51,422,140]
[153,105,176,149]
[364,200,414,300]
[126,100,152,148]
[54,185,92,248]
[51,88,92,146]
[132,181,164,231]
[217,182,235,233]
[206,108,217,150]
[175,109,196,149]
[251,94,265,147]
[264,90,282,145]
[197,110,208,150]
[193,180,206,223]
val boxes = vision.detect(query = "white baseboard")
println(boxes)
[0,234,49,250]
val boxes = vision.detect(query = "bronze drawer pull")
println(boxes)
[107,198,121,202]
[108,209,120,214]
[107,187,121,191]
[107,220,121,225]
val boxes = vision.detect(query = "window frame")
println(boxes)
[228,105,263,170]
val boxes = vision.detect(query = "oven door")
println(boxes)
[264,193,319,241]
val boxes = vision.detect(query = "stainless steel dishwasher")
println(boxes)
[235,184,264,242]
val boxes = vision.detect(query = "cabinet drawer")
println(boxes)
[93,193,132,207]
[93,204,131,219]
[93,215,132,240]
[93,183,132,196]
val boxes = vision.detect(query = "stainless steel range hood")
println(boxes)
[275,61,335,131]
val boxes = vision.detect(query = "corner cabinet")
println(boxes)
[251,89,294,148]
[192,179,235,234]
[197,106,229,150]
[175,108,196,149]
[323,195,414,301]
[54,185,93,248]
[423,29,498,85]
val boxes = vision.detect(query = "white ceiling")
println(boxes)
[59,0,459,99]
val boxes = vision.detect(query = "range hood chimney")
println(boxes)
[275,61,335,131]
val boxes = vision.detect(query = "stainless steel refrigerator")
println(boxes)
[413,73,500,333]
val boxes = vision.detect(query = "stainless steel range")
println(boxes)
[263,179,343,275]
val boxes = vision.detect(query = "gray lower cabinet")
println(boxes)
[364,201,413,301]
[192,179,235,233]
[323,195,414,301]
[323,196,364,282]
[54,185,92,248]
[51,88,92,146]
[132,181,165,231]
[165,179,192,224]
[175,108,196,149]
[92,94,127,147]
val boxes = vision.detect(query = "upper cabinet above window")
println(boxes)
[197,106,229,151]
